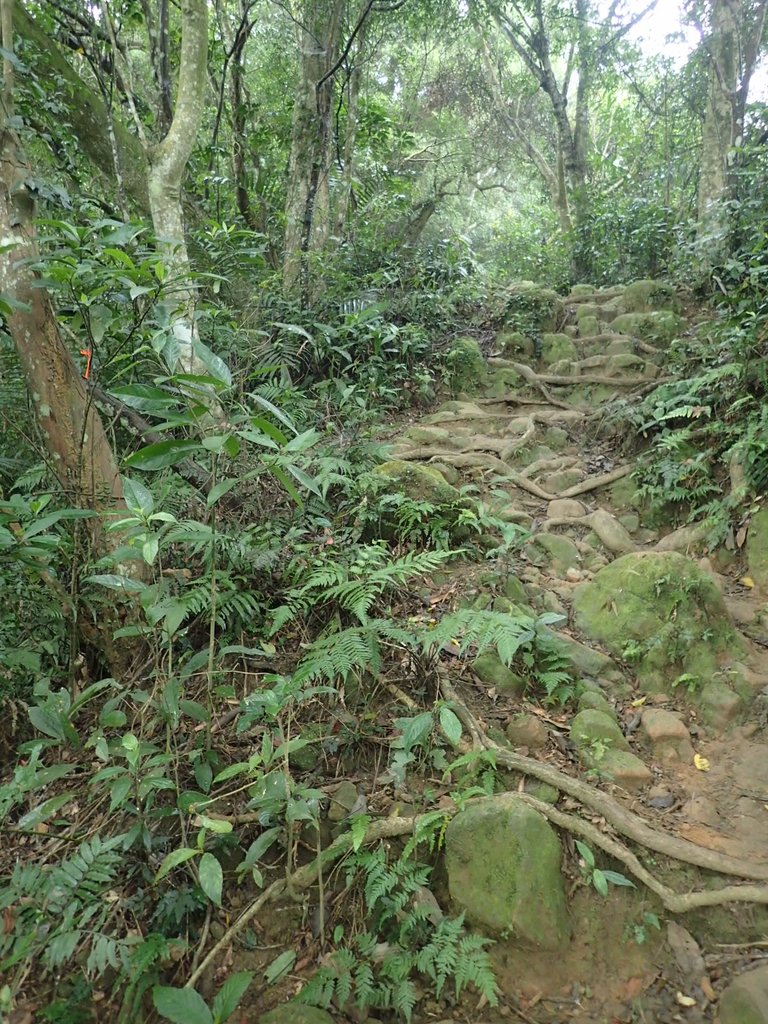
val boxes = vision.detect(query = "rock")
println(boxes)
[622,279,678,313]
[543,426,570,450]
[747,508,768,592]
[656,520,711,553]
[681,794,722,826]
[523,780,560,803]
[606,338,635,356]
[641,709,694,762]
[604,353,647,376]
[541,332,578,365]
[503,281,565,334]
[699,681,742,730]
[496,329,535,359]
[526,533,581,573]
[473,652,527,695]
[444,796,571,949]
[374,460,459,503]
[569,283,596,297]
[577,690,615,716]
[647,785,675,809]
[578,315,600,337]
[328,781,360,822]
[542,468,585,492]
[571,552,741,694]
[546,631,616,677]
[547,498,586,519]
[571,709,630,756]
[618,512,640,533]
[444,337,487,394]
[429,461,460,485]
[404,425,451,445]
[600,749,652,790]
[260,1005,335,1024]
[718,964,768,1024]
[612,311,685,343]
[541,591,567,617]
[506,713,549,748]
[585,509,636,555]
[503,575,529,603]
[666,921,705,979]
[575,302,603,319]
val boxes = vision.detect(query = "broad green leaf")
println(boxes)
[211,972,253,1024]
[207,478,238,506]
[263,951,295,986]
[83,573,147,593]
[125,439,199,471]
[251,393,296,434]
[122,477,154,516]
[592,868,609,897]
[602,870,636,888]
[192,339,232,386]
[152,986,213,1024]
[195,815,233,835]
[17,793,73,829]
[575,841,595,868]
[438,706,462,747]
[154,847,199,882]
[198,852,223,906]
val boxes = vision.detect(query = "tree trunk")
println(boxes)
[1,0,146,673]
[146,0,218,394]
[334,9,367,237]
[283,0,344,297]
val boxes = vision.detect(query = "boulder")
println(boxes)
[404,425,452,445]
[495,329,535,359]
[541,332,577,365]
[577,690,615,716]
[578,315,600,338]
[571,552,741,694]
[640,709,694,762]
[718,964,768,1024]
[571,709,630,755]
[444,337,487,394]
[747,507,768,592]
[622,279,678,313]
[599,750,652,790]
[373,460,458,503]
[547,498,586,519]
[503,281,565,333]
[525,533,581,573]
[473,652,527,695]
[612,311,684,343]
[445,797,571,949]
[506,712,549,748]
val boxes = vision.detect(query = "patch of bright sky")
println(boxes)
[624,0,768,101]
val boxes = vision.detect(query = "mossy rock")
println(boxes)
[541,332,577,366]
[746,507,768,592]
[496,330,535,359]
[622,279,678,313]
[444,337,487,394]
[485,367,523,395]
[571,709,629,754]
[445,797,571,949]
[575,302,602,320]
[569,284,596,298]
[503,575,529,604]
[718,964,768,1024]
[578,315,600,338]
[539,629,615,677]
[543,426,569,450]
[577,690,615,716]
[473,652,527,694]
[260,1007,335,1024]
[503,281,565,334]
[572,552,741,694]
[612,311,684,343]
[525,533,581,573]
[373,460,459,503]
[404,425,452,445]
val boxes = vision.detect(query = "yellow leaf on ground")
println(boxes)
[676,992,697,1008]
[631,696,647,708]
[741,576,755,588]
[693,754,711,772]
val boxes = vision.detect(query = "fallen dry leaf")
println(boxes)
[694,753,711,772]
[676,992,697,1007]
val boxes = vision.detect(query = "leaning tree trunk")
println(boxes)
[146,0,218,395]
[1,0,146,674]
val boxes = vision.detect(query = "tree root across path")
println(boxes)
[183,674,768,989]
[438,674,768,883]
[489,357,669,390]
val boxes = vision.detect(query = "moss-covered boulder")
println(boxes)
[404,425,452,445]
[444,336,487,394]
[503,281,565,334]
[571,709,629,754]
[612,311,684,343]
[525,533,581,573]
[374,460,458,503]
[473,651,526,695]
[496,329,535,359]
[445,797,571,949]
[572,552,741,694]
[578,315,600,338]
[622,279,678,313]
[717,964,768,1024]
[541,332,577,365]
[747,507,768,592]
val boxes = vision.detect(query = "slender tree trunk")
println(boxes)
[283,0,344,297]
[146,0,219,399]
[334,10,367,237]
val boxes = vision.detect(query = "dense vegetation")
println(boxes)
[3,0,768,1021]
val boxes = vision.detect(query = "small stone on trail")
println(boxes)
[506,712,549,749]
[547,498,586,518]
[718,964,768,1024]
[646,785,675,809]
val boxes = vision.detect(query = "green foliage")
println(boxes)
[299,847,498,1021]
[575,841,636,898]
[153,973,253,1024]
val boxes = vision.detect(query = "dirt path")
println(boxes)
[373,283,768,1023]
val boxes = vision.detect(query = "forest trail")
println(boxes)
[359,282,768,1023]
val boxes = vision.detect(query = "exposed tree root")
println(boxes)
[185,816,418,989]
[489,357,659,389]
[439,674,768,882]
